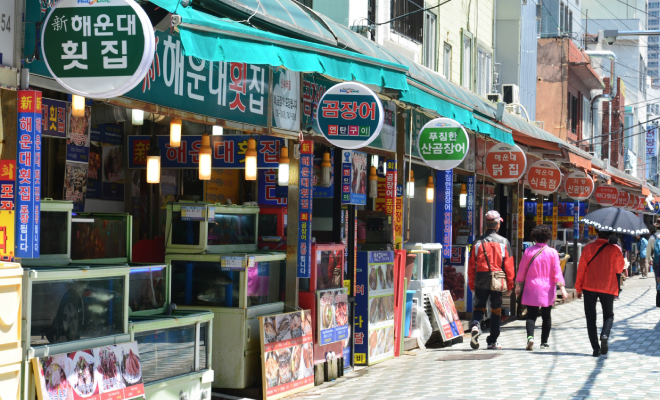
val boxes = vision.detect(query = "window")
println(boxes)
[423,12,437,70]
[651,53,658,60]
[443,43,452,79]
[568,10,573,33]
[583,97,590,140]
[650,19,659,26]
[651,10,659,16]
[650,36,659,43]
[462,34,472,89]
[391,0,424,43]
[570,94,578,134]
[536,3,542,33]
[651,2,660,8]
[560,3,565,32]
[650,62,658,68]
[477,48,492,96]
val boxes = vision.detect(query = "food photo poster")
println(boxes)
[317,288,349,345]
[259,310,315,400]
[32,341,144,400]
[430,287,465,341]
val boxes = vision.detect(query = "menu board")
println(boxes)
[429,287,465,341]
[32,342,144,400]
[317,288,349,345]
[259,310,315,400]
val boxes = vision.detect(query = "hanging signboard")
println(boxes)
[16,90,42,259]
[0,160,15,262]
[41,98,68,138]
[259,310,314,399]
[375,160,397,243]
[485,143,526,183]
[128,135,283,169]
[341,150,367,205]
[626,193,637,209]
[258,169,287,206]
[467,176,476,244]
[32,342,145,400]
[526,160,562,195]
[637,196,645,211]
[647,127,657,158]
[655,202,660,215]
[395,184,403,246]
[564,171,594,201]
[594,185,619,206]
[439,170,453,258]
[573,201,580,239]
[316,81,383,149]
[417,118,469,170]
[518,198,524,239]
[297,140,313,278]
[271,68,301,132]
[614,191,630,208]
[41,0,155,98]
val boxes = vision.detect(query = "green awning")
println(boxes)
[400,83,515,145]
[151,0,409,91]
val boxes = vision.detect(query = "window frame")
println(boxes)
[476,46,493,97]
[461,30,473,90]
[423,11,437,70]
[391,0,425,43]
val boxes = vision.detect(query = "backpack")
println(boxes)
[653,233,660,268]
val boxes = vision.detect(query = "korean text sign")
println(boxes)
[316,81,384,150]
[128,135,283,169]
[375,160,397,243]
[258,169,287,206]
[16,90,42,259]
[341,150,367,205]
[614,191,630,208]
[564,171,594,201]
[594,185,619,206]
[297,140,313,278]
[526,160,562,196]
[467,176,475,244]
[485,144,526,183]
[647,127,657,157]
[417,118,469,170]
[41,0,155,98]
[41,98,67,138]
[437,170,453,258]
[0,161,15,261]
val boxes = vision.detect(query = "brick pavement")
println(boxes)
[296,276,660,400]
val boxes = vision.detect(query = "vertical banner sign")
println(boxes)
[552,206,558,240]
[341,150,367,205]
[518,198,524,239]
[467,176,476,244]
[573,201,579,240]
[41,98,68,138]
[375,160,397,243]
[536,203,543,226]
[395,184,403,247]
[297,140,313,278]
[647,127,657,157]
[439,170,453,258]
[16,90,42,259]
[0,161,16,261]
[583,205,589,239]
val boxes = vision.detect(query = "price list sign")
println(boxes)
[297,140,313,278]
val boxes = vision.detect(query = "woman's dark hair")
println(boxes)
[609,235,619,245]
[596,229,611,239]
[530,225,552,243]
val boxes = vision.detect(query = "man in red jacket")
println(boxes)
[576,229,625,357]
[468,210,515,350]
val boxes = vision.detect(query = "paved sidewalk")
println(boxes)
[297,276,660,400]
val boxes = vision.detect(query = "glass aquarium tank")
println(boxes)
[70,213,131,263]
[129,265,167,314]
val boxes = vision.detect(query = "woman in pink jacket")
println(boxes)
[515,225,568,350]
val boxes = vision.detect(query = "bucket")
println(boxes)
[404,290,415,337]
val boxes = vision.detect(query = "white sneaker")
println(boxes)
[487,342,502,350]
[526,337,534,351]
[470,325,481,349]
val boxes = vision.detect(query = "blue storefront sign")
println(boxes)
[467,176,475,244]
[16,90,42,259]
[258,169,287,206]
[573,201,580,240]
[524,202,587,217]
[297,141,314,278]
[437,170,453,258]
[128,135,283,169]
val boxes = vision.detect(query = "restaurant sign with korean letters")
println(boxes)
[316,82,384,149]
[564,171,594,201]
[417,118,469,170]
[594,185,619,206]
[41,0,155,98]
[485,143,526,183]
[526,160,562,196]
[614,191,630,208]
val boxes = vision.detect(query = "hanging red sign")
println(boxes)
[564,171,594,201]
[594,185,619,206]
[526,160,562,195]
[485,143,527,183]
[637,196,645,211]
[614,191,630,208]
[626,194,637,209]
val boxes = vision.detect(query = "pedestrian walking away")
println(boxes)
[515,225,568,351]
[468,210,515,350]
[576,229,625,357]
[637,234,648,278]
[648,220,660,307]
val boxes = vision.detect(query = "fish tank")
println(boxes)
[70,213,132,264]
[165,202,260,254]
[128,264,167,316]
[20,200,73,266]
[258,206,287,250]
[167,252,287,389]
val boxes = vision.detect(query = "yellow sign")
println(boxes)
[354,353,366,364]
[518,199,524,239]
[552,206,558,239]
[536,204,543,225]
[343,279,351,296]
[205,169,240,204]
[0,211,14,261]
[394,195,403,247]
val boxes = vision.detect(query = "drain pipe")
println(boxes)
[585,50,617,165]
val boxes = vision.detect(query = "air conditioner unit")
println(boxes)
[487,93,502,102]
[502,84,520,104]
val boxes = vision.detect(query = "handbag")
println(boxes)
[475,240,508,292]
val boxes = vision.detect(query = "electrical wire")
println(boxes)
[576,115,660,144]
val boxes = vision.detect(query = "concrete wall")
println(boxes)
[536,39,568,141]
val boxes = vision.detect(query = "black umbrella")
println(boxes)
[581,207,650,235]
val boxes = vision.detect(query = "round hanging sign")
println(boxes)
[564,171,594,201]
[485,143,527,183]
[526,160,562,195]
[654,202,660,214]
[41,0,155,99]
[416,118,469,170]
[614,191,630,208]
[626,194,637,209]
[594,185,619,206]
[315,81,384,150]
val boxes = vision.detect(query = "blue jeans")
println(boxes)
[471,289,503,344]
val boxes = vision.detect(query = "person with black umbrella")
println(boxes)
[576,229,625,357]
